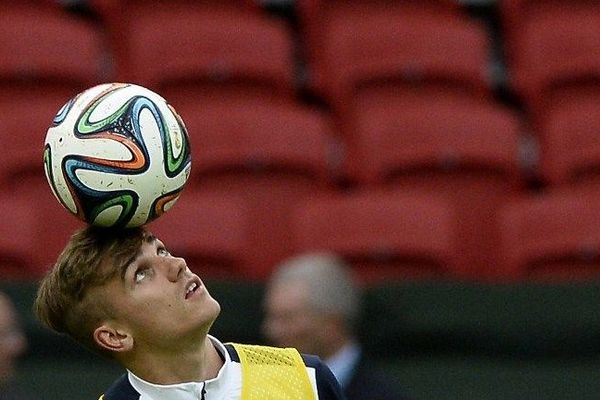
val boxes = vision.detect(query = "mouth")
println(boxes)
[185,276,202,299]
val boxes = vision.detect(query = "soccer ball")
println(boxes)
[43,83,192,228]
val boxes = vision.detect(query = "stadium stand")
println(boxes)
[177,99,337,279]
[3,1,600,399]
[346,96,524,280]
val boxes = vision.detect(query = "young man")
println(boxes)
[34,226,345,400]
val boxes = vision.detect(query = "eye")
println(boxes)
[134,268,149,283]
[158,247,170,257]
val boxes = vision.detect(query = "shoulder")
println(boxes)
[225,344,346,400]
[301,353,347,400]
[100,374,141,400]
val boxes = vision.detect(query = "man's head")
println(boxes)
[0,292,27,386]
[35,226,220,361]
[262,252,360,359]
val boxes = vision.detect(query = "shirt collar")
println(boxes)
[127,335,234,400]
[324,340,362,388]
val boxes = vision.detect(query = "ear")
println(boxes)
[93,324,134,353]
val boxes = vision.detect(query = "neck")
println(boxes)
[124,335,224,385]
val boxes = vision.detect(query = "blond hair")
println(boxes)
[34,226,145,353]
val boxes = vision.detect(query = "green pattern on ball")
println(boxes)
[77,94,131,134]
[90,194,136,227]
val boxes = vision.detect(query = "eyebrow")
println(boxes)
[118,234,157,281]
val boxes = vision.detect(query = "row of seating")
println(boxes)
[2,182,600,284]
[3,1,600,129]
[2,91,600,195]
[1,1,599,182]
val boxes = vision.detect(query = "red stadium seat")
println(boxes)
[25,182,86,278]
[501,1,600,122]
[497,189,600,282]
[297,0,462,91]
[0,96,65,186]
[0,194,39,280]
[0,1,108,192]
[347,96,524,279]
[94,0,295,101]
[290,190,461,285]
[0,182,85,280]
[541,87,600,189]
[175,98,336,279]
[148,190,253,281]
[0,2,107,95]
[297,0,490,120]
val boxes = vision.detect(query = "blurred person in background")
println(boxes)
[0,291,32,400]
[263,252,410,400]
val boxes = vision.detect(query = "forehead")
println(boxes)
[267,280,310,310]
[115,233,162,275]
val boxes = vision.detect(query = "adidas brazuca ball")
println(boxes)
[44,83,192,228]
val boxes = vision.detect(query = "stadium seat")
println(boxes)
[171,99,336,279]
[346,95,524,280]
[0,183,83,281]
[94,0,296,101]
[501,1,600,123]
[148,190,253,281]
[26,182,86,278]
[0,1,107,96]
[296,0,491,119]
[0,1,108,191]
[540,87,600,189]
[0,96,65,187]
[290,190,461,285]
[497,189,600,281]
[297,0,462,90]
[0,194,39,280]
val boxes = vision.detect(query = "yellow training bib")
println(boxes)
[230,343,317,400]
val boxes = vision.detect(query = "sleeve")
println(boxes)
[302,354,348,400]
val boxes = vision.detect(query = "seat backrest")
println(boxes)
[0,95,68,186]
[97,0,295,99]
[148,189,253,280]
[0,2,107,89]
[541,87,600,188]
[291,189,461,284]
[0,194,39,280]
[497,189,600,282]
[297,0,463,93]
[502,1,600,120]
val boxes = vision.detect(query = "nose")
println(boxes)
[165,256,186,282]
